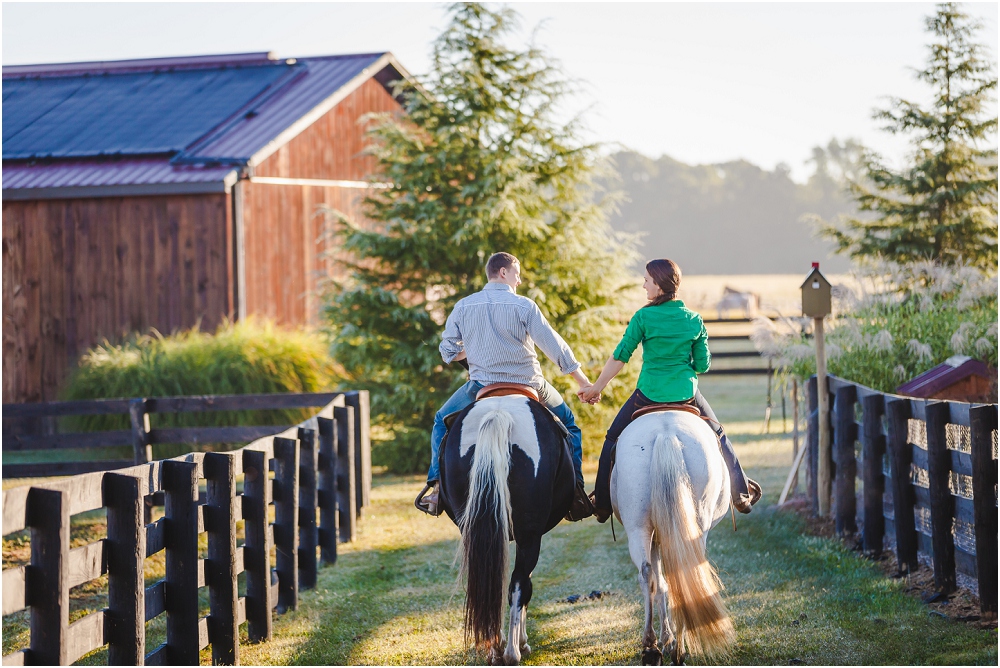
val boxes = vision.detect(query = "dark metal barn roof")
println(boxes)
[2,51,406,197]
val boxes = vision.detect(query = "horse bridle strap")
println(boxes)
[476,383,540,402]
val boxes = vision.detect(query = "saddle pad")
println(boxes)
[459,395,541,476]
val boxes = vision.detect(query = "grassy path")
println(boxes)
[241,380,997,665]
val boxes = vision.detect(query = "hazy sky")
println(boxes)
[3,2,997,182]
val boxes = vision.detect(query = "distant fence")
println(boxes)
[1,392,370,665]
[805,375,997,614]
[702,317,773,376]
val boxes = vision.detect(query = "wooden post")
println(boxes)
[273,437,299,613]
[861,394,886,556]
[924,402,956,594]
[833,385,858,535]
[242,448,273,642]
[104,473,146,665]
[317,417,338,565]
[791,378,800,495]
[297,428,318,590]
[345,391,371,516]
[334,406,357,543]
[807,376,819,515]
[205,452,239,665]
[815,318,831,516]
[969,405,998,615]
[163,460,201,665]
[27,488,70,666]
[886,398,918,573]
[128,398,152,465]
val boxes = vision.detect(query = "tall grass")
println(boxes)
[752,261,997,394]
[61,318,339,433]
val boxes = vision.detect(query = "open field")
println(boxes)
[4,375,995,665]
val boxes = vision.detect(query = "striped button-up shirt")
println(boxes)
[439,283,581,390]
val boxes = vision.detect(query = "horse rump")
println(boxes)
[649,433,735,657]
[457,408,513,654]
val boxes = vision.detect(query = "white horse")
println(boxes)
[612,411,736,665]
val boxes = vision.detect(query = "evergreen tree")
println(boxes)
[821,3,997,268]
[322,3,638,472]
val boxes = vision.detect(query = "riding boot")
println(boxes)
[591,441,616,523]
[565,478,595,521]
[719,434,762,514]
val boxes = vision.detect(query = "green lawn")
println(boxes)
[239,376,996,665]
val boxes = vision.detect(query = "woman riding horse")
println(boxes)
[578,258,762,521]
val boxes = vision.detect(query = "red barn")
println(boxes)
[3,51,408,403]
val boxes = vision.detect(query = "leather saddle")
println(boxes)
[475,382,539,402]
[631,401,703,421]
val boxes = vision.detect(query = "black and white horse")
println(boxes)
[439,395,575,665]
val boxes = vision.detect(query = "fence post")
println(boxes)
[833,385,858,535]
[334,406,357,542]
[924,401,956,594]
[298,428,319,590]
[104,473,146,665]
[242,449,273,642]
[969,404,998,615]
[861,394,886,556]
[345,391,371,516]
[205,452,239,665]
[886,398,918,574]
[163,460,201,665]
[807,376,819,515]
[27,488,70,665]
[317,417,338,565]
[128,398,152,465]
[273,437,299,613]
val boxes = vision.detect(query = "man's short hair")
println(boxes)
[486,252,519,279]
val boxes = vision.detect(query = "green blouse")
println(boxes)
[612,300,711,402]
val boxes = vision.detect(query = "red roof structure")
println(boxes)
[897,355,996,403]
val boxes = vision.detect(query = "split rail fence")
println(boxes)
[1,391,370,665]
[804,374,997,614]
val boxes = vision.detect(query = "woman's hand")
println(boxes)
[577,384,602,404]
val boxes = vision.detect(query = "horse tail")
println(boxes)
[457,408,513,654]
[649,432,735,657]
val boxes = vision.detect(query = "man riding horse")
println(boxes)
[414,251,596,521]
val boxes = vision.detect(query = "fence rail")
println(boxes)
[805,375,997,614]
[1,391,370,665]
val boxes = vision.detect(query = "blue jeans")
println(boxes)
[427,379,583,484]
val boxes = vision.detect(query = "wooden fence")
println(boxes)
[805,375,997,614]
[1,392,370,665]
[701,317,774,376]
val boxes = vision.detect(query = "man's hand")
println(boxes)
[577,384,601,404]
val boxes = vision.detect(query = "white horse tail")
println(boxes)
[649,433,735,657]
[458,408,513,655]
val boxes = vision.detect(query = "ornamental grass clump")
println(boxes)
[752,261,997,395]
[62,318,339,433]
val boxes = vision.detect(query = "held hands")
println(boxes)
[577,384,602,404]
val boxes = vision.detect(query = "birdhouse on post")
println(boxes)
[801,262,832,318]
[802,262,834,517]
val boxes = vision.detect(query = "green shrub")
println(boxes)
[754,262,997,394]
[62,318,339,436]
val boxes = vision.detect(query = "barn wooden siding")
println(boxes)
[241,77,401,326]
[2,194,233,403]
[254,78,398,181]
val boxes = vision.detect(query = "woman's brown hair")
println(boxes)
[643,259,681,308]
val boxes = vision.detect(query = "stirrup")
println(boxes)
[414,482,441,516]
[733,479,762,514]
